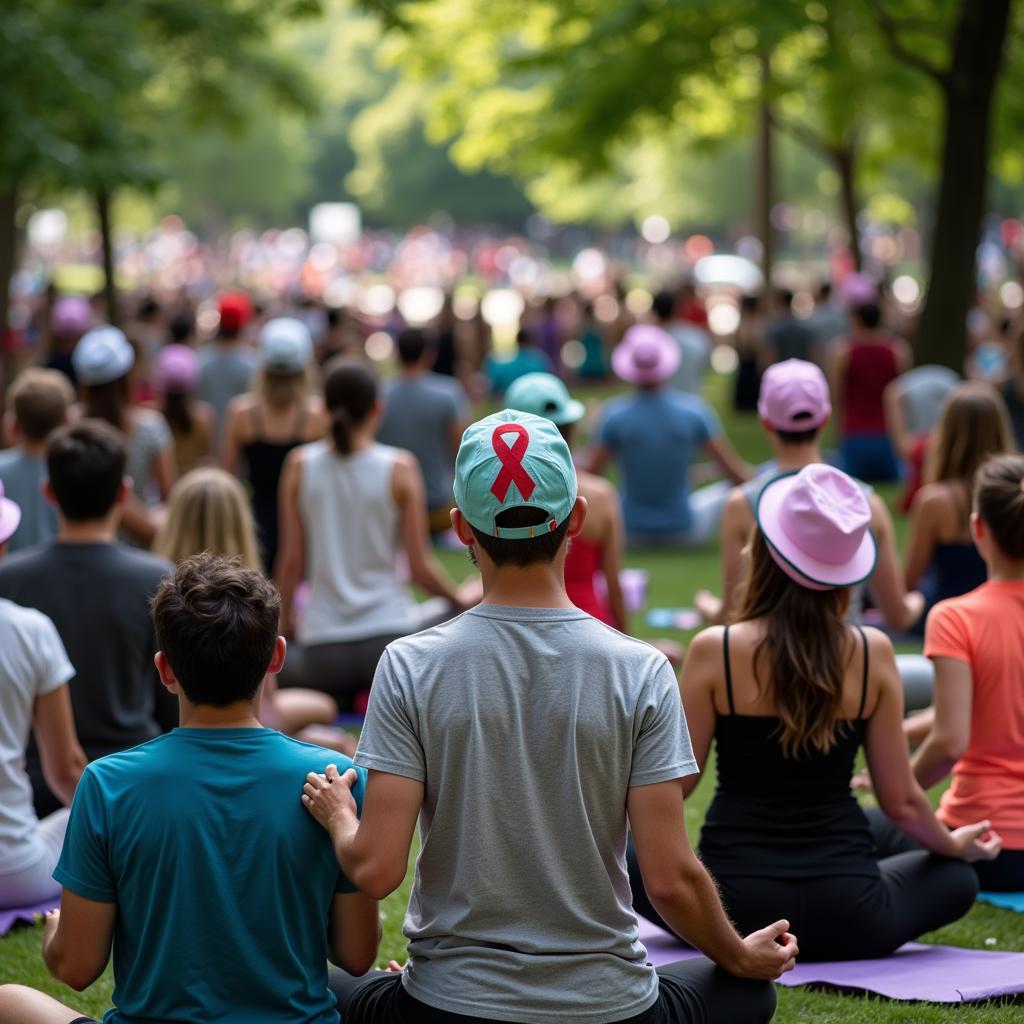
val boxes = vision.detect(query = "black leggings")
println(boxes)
[627,814,979,962]
[330,963,775,1024]
[865,808,1024,892]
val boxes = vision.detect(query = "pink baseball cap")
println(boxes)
[756,465,876,590]
[154,344,199,393]
[611,324,681,385]
[758,359,831,431]
[0,479,22,546]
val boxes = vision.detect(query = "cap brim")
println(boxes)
[756,472,877,588]
[550,399,585,426]
[0,498,21,545]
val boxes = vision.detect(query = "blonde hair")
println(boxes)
[154,468,260,569]
[925,382,1014,488]
[258,367,312,411]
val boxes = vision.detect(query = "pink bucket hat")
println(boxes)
[612,324,681,385]
[756,465,876,590]
[154,344,200,393]
[0,480,22,546]
[51,296,92,338]
[758,359,832,431]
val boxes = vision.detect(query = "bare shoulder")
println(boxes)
[687,625,727,662]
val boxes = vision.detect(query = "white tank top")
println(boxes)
[298,441,417,644]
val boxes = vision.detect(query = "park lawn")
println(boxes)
[2,372,1021,1021]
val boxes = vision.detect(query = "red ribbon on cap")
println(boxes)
[490,423,536,502]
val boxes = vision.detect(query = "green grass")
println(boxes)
[2,372,1021,1022]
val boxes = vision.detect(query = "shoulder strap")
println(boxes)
[722,626,737,716]
[248,403,263,438]
[855,626,869,718]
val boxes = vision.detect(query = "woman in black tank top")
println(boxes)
[628,465,999,960]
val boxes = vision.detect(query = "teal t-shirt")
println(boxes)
[54,728,366,1024]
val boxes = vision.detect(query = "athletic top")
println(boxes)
[926,483,987,611]
[841,339,900,435]
[926,580,1024,848]
[242,404,307,573]
[298,441,417,645]
[563,536,614,625]
[699,626,879,879]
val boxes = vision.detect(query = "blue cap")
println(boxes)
[454,410,578,539]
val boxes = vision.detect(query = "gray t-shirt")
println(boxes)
[355,605,697,1024]
[665,323,711,395]
[0,449,56,553]
[378,373,469,510]
[197,344,257,439]
[897,365,960,436]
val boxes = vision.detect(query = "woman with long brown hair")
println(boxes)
[628,465,1000,961]
[904,382,1015,620]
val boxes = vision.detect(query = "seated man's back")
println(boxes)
[57,728,363,1024]
[359,582,693,1019]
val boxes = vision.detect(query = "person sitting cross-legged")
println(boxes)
[301,409,794,1024]
[0,553,379,1024]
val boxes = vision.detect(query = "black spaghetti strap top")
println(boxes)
[242,404,308,572]
[697,626,880,880]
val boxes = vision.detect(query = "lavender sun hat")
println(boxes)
[611,324,681,385]
[756,464,876,590]
[0,480,22,546]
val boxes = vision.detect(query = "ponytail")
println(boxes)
[323,357,377,457]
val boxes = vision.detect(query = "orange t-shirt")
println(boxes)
[925,580,1024,848]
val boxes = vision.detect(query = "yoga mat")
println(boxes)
[978,892,1024,913]
[645,608,701,631]
[637,919,1024,1003]
[0,896,59,937]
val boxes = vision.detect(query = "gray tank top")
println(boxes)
[298,441,417,645]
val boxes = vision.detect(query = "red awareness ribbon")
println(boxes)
[490,423,536,502]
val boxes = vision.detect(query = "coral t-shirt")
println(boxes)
[925,580,1024,848]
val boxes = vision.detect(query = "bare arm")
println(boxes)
[393,453,461,605]
[220,400,245,476]
[883,379,913,460]
[34,686,87,807]
[275,450,306,638]
[303,766,423,901]
[581,444,612,476]
[911,656,972,791]
[704,435,753,485]
[863,632,999,861]
[677,629,720,798]
[597,486,628,632]
[42,891,116,991]
[720,492,754,621]
[327,890,380,975]
[119,496,160,546]
[903,488,940,590]
[628,780,797,979]
[867,494,923,631]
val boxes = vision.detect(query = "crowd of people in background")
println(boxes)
[0,262,1022,1024]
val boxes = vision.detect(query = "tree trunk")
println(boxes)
[755,51,775,285]
[834,145,862,274]
[0,184,18,416]
[915,0,1013,370]
[95,186,119,327]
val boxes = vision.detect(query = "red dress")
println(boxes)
[564,536,615,625]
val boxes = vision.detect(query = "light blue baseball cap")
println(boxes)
[505,372,585,426]
[454,409,578,539]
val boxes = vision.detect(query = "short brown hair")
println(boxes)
[8,369,73,442]
[974,454,1024,560]
[152,553,280,707]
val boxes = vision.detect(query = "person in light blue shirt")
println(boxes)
[587,325,752,545]
[484,326,554,396]
[0,553,379,1024]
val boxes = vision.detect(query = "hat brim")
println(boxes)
[611,341,682,385]
[549,399,585,426]
[0,497,21,545]
[756,471,877,588]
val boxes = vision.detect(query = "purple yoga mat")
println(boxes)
[638,918,1024,1003]
[0,896,59,937]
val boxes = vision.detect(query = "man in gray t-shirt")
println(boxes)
[301,410,795,1024]
[377,328,469,528]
